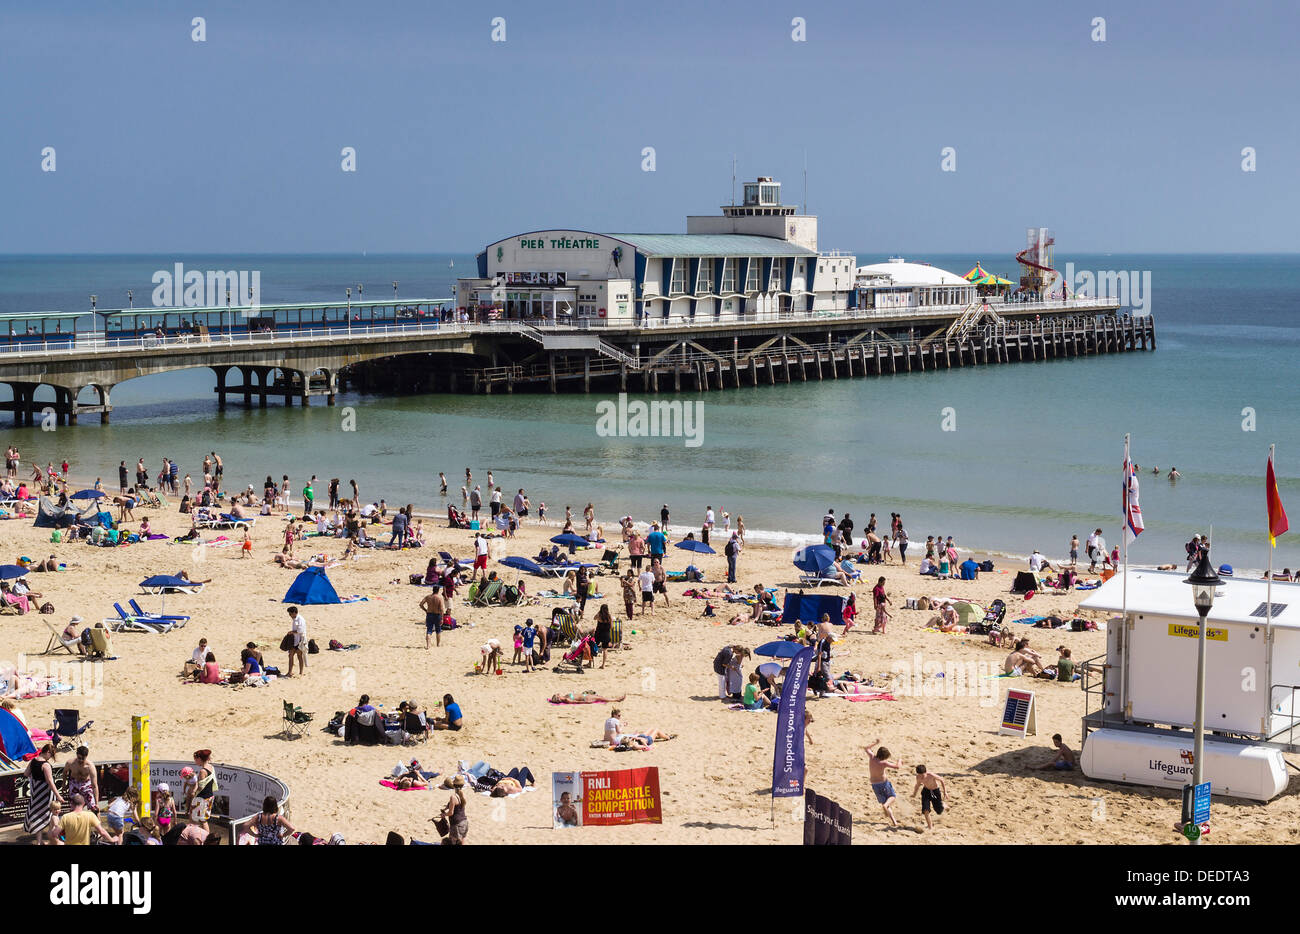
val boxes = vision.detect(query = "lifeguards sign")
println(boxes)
[581,766,662,825]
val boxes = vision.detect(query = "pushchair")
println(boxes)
[981,599,1008,644]
[553,635,594,674]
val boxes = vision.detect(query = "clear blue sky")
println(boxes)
[3,0,1297,254]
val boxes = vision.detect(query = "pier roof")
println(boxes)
[609,234,817,259]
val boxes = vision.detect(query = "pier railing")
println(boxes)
[0,297,1124,360]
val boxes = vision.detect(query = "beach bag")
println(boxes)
[917,596,931,611]
[433,816,450,838]
[980,560,994,572]
[80,628,94,647]
[40,602,55,615]
[279,632,295,652]
[228,671,245,684]
[329,639,343,650]
[50,530,62,544]
[905,597,918,610]
[409,573,425,585]
[307,639,319,654]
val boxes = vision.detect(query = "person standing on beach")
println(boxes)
[421,588,446,649]
[23,744,61,843]
[725,533,739,583]
[472,532,489,582]
[621,569,637,620]
[439,472,448,498]
[646,522,667,564]
[470,486,482,522]
[1069,535,1079,567]
[328,478,339,510]
[895,526,909,564]
[651,557,670,606]
[302,476,315,518]
[912,765,947,830]
[118,460,128,492]
[1086,529,1101,572]
[865,739,901,827]
[584,503,595,533]
[660,503,670,532]
[872,577,891,634]
[285,606,307,677]
[490,485,502,521]
[638,566,655,616]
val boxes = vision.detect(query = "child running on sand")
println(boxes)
[911,765,947,830]
[865,738,901,827]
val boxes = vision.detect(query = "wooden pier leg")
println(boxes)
[549,356,558,393]
[750,357,758,386]
[650,370,658,393]
[214,367,228,410]
[913,344,921,372]
[583,355,591,393]
[673,366,681,392]
[620,363,627,392]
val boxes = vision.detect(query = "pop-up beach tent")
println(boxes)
[0,706,37,763]
[32,497,95,529]
[283,566,341,605]
[782,593,845,626]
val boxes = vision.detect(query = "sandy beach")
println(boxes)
[2,480,1297,846]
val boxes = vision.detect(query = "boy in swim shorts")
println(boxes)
[865,738,900,827]
[911,764,946,830]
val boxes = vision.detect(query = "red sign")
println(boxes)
[580,767,662,825]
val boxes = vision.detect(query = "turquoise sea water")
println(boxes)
[1,252,1298,572]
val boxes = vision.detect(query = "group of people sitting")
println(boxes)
[335,693,464,745]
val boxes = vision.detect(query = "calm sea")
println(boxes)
[2,252,1298,573]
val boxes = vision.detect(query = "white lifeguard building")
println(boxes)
[1076,570,1298,801]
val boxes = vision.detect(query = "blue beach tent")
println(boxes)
[782,593,845,626]
[283,566,341,605]
[0,707,37,762]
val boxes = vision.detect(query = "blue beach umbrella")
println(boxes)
[755,640,806,659]
[69,489,105,501]
[550,532,590,554]
[792,544,836,575]
[140,574,194,614]
[0,565,29,580]
[674,539,716,555]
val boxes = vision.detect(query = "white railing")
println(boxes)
[0,297,1126,361]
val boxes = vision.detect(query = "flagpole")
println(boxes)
[1266,444,1276,736]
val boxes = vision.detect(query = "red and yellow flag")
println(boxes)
[1267,453,1289,547]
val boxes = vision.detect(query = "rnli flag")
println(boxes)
[1123,454,1144,545]
[1267,454,1289,547]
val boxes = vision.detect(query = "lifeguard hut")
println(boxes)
[1076,570,1298,801]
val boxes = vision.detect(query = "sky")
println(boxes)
[3,0,1298,255]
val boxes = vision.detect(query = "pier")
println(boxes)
[0,296,1149,426]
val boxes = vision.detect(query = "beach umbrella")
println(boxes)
[674,539,715,555]
[549,532,589,554]
[755,640,806,659]
[963,262,991,281]
[0,565,29,581]
[972,273,1014,287]
[140,574,193,614]
[792,544,836,575]
[69,489,106,501]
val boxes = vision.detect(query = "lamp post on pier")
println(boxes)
[1182,552,1222,845]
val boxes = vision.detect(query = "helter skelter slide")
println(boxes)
[1015,227,1070,300]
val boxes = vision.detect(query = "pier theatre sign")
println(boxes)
[519,236,602,250]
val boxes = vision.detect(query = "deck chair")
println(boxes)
[128,599,190,624]
[600,548,621,573]
[470,579,502,607]
[110,604,174,633]
[87,624,116,659]
[551,607,580,645]
[42,618,81,655]
[281,700,314,739]
[50,708,93,751]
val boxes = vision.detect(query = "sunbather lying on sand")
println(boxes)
[550,692,626,704]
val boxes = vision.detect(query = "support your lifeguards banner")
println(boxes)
[553,767,663,827]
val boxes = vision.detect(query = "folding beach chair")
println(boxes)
[599,548,621,573]
[281,700,314,739]
[470,579,502,607]
[50,708,93,752]
[87,624,116,660]
[401,712,430,745]
[41,618,81,655]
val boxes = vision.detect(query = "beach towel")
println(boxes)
[1012,616,1046,625]
[841,693,897,702]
